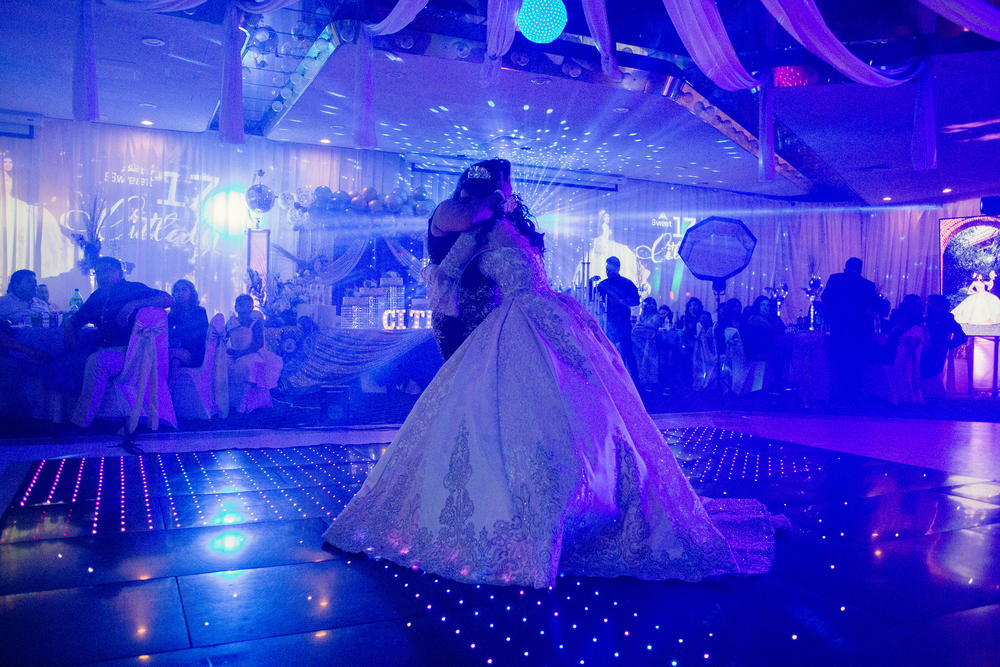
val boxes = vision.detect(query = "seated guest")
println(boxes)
[168,279,208,372]
[741,296,780,362]
[66,256,174,427]
[226,294,282,412]
[632,297,662,390]
[920,294,967,381]
[226,294,265,360]
[884,294,925,404]
[35,283,57,313]
[0,269,49,323]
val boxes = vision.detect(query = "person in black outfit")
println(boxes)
[597,256,640,379]
[821,257,880,402]
[426,159,509,361]
[168,279,209,371]
[920,294,967,381]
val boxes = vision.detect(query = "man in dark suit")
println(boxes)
[821,257,880,403]
[597,256,640,381]
[426,160,509,360]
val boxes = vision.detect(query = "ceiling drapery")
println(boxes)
[917,0,1000,43]
[661,0,759,91]
[74,0,300,143]
[72,0,998,144]
[759,0,920,87]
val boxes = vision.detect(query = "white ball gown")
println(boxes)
[323,219,776,588]
[951,278,1000,325]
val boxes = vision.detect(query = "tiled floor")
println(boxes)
[1,420,998,665]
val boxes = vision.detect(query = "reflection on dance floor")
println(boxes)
[1,428,999,665]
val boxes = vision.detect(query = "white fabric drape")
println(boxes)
[917,0,1000,43]
[0,119,410,317]
[581,0,621,80]
[759,0,919,87]
[365,0,431,35]
[660,0,759,91]
[482,0,523,85]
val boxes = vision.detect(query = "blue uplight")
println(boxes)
[210,531,247,554]
[516,0,567,45]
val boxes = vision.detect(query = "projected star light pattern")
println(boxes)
[2,429,999,665]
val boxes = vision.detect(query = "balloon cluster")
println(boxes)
[281,185,436,227]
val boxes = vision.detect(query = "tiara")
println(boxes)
[465,165,492,180]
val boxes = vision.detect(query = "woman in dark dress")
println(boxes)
[168,279,208,372]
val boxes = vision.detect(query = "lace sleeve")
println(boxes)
[422,233,481,317]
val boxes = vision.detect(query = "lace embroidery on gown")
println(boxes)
[324,219,776,588]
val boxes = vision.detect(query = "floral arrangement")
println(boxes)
[263,274,311,325]
[71,194,105,275]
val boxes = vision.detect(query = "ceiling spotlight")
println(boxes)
[450,40,472,60]
[882,196,892,201]
[320,138,331,144]
[942,187,953,194]
[613,107,630,114]
[139,102,157,109]
[140,120,154,126]
[141,37,166,47]
[510,50,531,68]
[393,33,415,50]
[561,61,582,78]
[530,76,551,85]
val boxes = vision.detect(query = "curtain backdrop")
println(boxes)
[1,119,977,326]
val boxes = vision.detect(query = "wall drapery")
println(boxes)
[1,119,975,327]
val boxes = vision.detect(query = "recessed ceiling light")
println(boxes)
[613,107,630,114]
[320,138,331,144]
[942,187,953,194]
[141,37,166,47]
[140,120,154,126]
[386,72,404,79]
[139,102,157,109]
[530,77,551,85]
[330,124,345,130]
[882,196,892,201]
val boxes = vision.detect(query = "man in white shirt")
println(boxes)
[0,270,48,324]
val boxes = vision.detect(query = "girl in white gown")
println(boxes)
[951,272,1000,325]
[323,212,777,589]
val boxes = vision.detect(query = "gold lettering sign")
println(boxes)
[381,309,433,330]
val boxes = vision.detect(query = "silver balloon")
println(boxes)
[245,184,275,213]
[330,190,351,211]
[296,187,316,208]
[383,193,404,213]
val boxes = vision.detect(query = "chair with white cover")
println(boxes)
[91,307,177,432]
[169,313,229,420]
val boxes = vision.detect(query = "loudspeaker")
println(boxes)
[981,196,1000,216]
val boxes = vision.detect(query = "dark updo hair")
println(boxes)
[456,158,545,252]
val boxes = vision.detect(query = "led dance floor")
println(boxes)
[1,427,999,665]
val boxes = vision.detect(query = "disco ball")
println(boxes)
[245,184,275,213]
[516,0,567,45]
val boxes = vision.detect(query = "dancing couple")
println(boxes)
[323,159,778,588]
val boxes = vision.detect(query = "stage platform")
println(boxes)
[1,425,999,665]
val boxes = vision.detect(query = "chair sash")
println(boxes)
[209,314,230,418]
[117,307,169,432]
